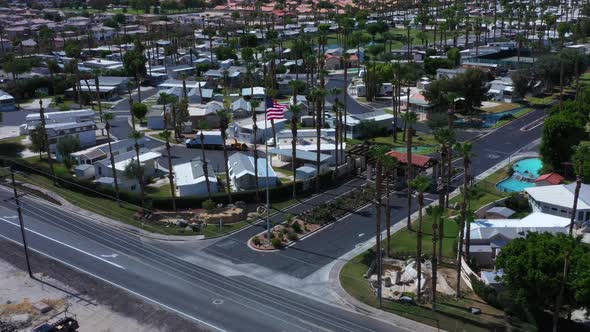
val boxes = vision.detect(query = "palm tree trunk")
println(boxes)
[134,142,146,213]
[165,141,176,211]
[199,131,212,199]
[94,75,104,136]
[315,99,322,190]
[105,124,121,205]
[252,111,260,202]
[385,171,392,257]
[406,128,413,230]
[432,219,438,311]
[375,158,383,307]
[417,193,423,302]
[222,143,232,204]
[39,102,56,185]
[465,159,472,260]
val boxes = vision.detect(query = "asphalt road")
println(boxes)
[196,107,545,278]
[0,188,406,332]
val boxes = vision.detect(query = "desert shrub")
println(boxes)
[252,236,261,246]
[287,232,298,241]
[292,220,302,233]
[271,237,282,248]
[202,198,216,211]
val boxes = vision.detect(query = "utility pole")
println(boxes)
[10,167,33,278]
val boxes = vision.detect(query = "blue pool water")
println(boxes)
[455,108,524,128]
[496,158,543,192]
[512,158,542,179]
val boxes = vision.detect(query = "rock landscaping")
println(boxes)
[250,185,375,250]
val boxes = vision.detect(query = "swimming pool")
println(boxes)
[496,157,543,192]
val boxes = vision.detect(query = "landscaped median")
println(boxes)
[249,185,376,250]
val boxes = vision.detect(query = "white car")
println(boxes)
[266,137,275,146]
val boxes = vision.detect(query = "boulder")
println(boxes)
[10,313,31,328]
[33,301,52,313]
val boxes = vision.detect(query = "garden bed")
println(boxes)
[250,185,376,250]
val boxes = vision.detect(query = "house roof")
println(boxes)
[173,159,216,187]
[228,152,277,178]
[486,206,516,218]
[386,151,434,168]
[525,183,590,210]
[535,173,565,185]
[469,212,570,241]
[269,148,332,163]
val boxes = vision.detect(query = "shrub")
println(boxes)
[271,237,282,248]
[291,220,302,233]
[202,198,216,211]
[287,232,298,241]
[252,236,261,246]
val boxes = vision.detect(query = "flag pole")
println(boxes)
[265,104,271,241]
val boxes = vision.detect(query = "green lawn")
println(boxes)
[481,103,521,113]
[492,107,533,128]
[525,95,555,106]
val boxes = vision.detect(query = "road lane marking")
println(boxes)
[0,232,227,332]
[100,254,119,258]
[0,217,125,269]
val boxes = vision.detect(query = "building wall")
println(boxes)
[528,196,590,222]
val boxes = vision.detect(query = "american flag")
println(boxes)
[266,99,288,120]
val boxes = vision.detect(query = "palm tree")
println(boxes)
[456,142,474,260]
[158,126,177,211]
[342,53,350,153]
[401,111,418,230]
[197,120,212,199]
[434,127,456,209]
[383,154,400,257]
[410,175,431,303]
[251,101,260,202]
[103,112,121,205]
[217,108,233,203]
[427,205,444,311]
[370,145,390,307]
[93,71,104,136]
[454,141,473,298]
[289,104,303,199]
[128,100,148,206]
[128,129,146,212]
[313,88,326,190]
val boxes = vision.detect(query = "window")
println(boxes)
[551,207,557,211]
[98,167,102,176]
[130,185,136,191]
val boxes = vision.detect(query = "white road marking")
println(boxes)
[100,254,119,258]
[2,215,17,219]
[0,217,125,269]
[0,232,227,332]
[358,233,365,237]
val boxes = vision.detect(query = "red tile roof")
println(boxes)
[386,151,434,168]
[535,173,564,185]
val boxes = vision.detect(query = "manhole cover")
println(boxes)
[212,299,224,305]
